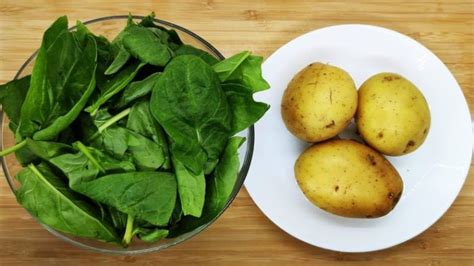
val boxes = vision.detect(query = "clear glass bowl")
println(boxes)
[0,15,254,255]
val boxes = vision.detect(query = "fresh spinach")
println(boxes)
[86,61,144,116]
[114,72,161,109]
[73,171,177,226]
[150,55,231,174]
[213,51,269,92]
[172,155,205,217]
[169,137,244,237]
[126,100,170,169]
[174,45,219,65]
[18,17,98,141]
[16,163,119,243]
[0,13,270,247]
[122,24,173,66]
[222,83,270,134]
[50,141,135,189]
[0,75,30,131]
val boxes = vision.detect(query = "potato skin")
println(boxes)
[281,63,357,142]
[356,73,431,156]
[295,139,403,218]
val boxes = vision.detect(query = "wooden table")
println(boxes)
[0,0,472,265]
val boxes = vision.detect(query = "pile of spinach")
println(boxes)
[0,13,269,246]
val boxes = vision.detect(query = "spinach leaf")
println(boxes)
[169,137,244,237]
[150,55,231,174]
[104,48,131,75]
[50,141,135,189]
[136,228,168,243]
[127,100,170,169]
[18,17,98,141]
[73,171,177,226]
[213,51,269,92]
[16,163,119,243]
[174,44,219,65]
[86,61,144,116]
[138,12,182,47]
[100,126,164,170]
[172,156,205,217]
[114,72,161,109]
[25,138,73,161]
[0,75,30,131]
[122,24,173,66]
[222,83,270,134]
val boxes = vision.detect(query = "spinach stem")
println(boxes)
[98,108,131,133]
[74,141,105,173]
[122,215,135,246]
[0,139,27,157]
[88,108,131,142]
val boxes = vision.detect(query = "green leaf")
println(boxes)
[223,83,270,134]
[174,44,219,65]
[18,16,98,141]
[0,75,30,131]
[25,138,73,161]
[86,61,144,116]
[150,55,231,174]
[136,228,168,243]
[169,137,244,237]
[212,51,250,81]
[73,171,177,226]
[50,142,136,189]
[138,12,182,46]
[15,163,119,243]
[172,156,205,217]
[99,126,165,171]
[122,24,173,66]
[114,72,161,109]
[127,100,170,169]
[213,51,270,92]
[104,48,131,75]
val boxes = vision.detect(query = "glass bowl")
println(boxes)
[0,15,254,255]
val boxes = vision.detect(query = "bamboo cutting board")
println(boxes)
[0,0,472,265]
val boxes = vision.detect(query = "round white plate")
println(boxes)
[245,24,472,252]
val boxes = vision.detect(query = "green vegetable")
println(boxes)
[223,83,270,134]
[18,16,98,141]
[122,24,173,66]
[86,61,144,116]
[0,75,30,131]
[16,163,119,243]
[114,72,161,109]
[174,44,219,65]
[213,51,269,92]
[170,137,244,236]
[150,55,231,174]
[126,100,170,169]
[101,126,165,170]
[72,171,177,226]
[172,156,205,217]
[50,141,135,189]
[0,13,270,247]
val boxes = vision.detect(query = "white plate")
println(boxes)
[245,24,472,252]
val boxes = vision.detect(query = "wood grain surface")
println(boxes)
[0,0,473,265]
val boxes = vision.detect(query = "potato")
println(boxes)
[356,73,430,156]
[295,139,403,218]
[281,63,357,142]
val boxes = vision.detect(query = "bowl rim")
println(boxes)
[0,15,255,255]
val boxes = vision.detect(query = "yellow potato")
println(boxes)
[356,73,431,156]
[281,63,357,142]
[295,139,403,218]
